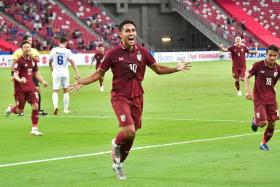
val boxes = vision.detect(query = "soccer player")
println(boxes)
[90,43,106,92]
[5,41,48,136]
[244,45,280,151]
[49,37,80,115]
[220,36,257,96]
[11,35,48,115]
[68,19,191,179]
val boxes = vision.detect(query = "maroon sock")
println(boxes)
[115,131,126,146]
[120,138,134,163]
[235,81,240,91]
[11,106,17,114]
[32,110,39,127]
[262,127,274,144]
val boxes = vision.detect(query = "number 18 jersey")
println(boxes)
[50,47,73,77]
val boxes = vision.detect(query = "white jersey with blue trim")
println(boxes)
[50,47,73,77]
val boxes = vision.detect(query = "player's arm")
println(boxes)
[150,61,191,75]
[34,71,48,87]
[49,58,53,72]
[67,68,104,93]
[90,56,96,68]
[13,71,26,84]
[219,44,229,52]
[244,71,253,100]
[69,59,80,79]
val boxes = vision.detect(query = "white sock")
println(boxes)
[52,92,59,109]
[64,93,69,111]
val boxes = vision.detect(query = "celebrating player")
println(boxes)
[5,41,48,136]
[220,36,257,96]
[49,37,80,115]
[90,43,106,92]
[68,19,191,180]
[11,35,48,116]
[244,45,280,151]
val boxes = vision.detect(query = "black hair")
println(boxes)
[21,40,31,47]
[23,35,31,41]
[266,45,279,54]
[118,19,136,31]
[60,37,67,43]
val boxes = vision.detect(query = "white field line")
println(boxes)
[1,113,249,123]
[1,130,277,169]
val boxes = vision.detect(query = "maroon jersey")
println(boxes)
[94,52,104,69]
[14,56,38,93]
[99,43,156,98]
[228,45,249,68]
[249,60,280,104]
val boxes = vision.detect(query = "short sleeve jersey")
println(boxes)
[249,60,280,104]
[99,43,156,98]
[12,48,40,61]
[228,45,249,68]
[14,56,38,92]
[50,47,73,77]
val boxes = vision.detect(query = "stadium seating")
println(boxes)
[233,0,280,38]
[3,0,99,52]
[177,0,257,47]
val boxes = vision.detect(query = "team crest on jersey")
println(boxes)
[241,48,243,52]
[120,114,126,122]
[137,51,142,61]
[274,71,278,77]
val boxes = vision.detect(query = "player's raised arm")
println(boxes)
[150,61,191,75]
[67,68,104,93]
[219,44,229,52]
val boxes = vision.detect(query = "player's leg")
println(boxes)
[62,77,70,113]
[260,104,279,151]
[52,77,60,115]
[232,67,241,95]
[111,97,135,179]
[33,76,47,116]
[28,91,42,136]
[5,92,25,116]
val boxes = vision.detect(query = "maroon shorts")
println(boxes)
[232,67,246,80]
[254,102,279,125]
[14,90,39,110]
[111,96,143,129]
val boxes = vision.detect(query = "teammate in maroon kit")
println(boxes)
[5,41,48,136]
[244,45,280,151]
[90,43,106,92]
[220,36,257,96]
[68,19,191,179]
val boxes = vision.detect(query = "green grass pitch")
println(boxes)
[0,61,280,186]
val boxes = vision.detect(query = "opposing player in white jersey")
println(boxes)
[49,37,80,115]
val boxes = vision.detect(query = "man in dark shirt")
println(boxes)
[68,19,191,180]
[244,45,280,151]
[5,41,48,136]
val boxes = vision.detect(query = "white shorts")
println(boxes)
[53,76,69,90]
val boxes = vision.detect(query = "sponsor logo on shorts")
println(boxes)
[120,114,126,122]
[256,112,260,119]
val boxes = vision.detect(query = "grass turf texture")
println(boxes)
[0,61,279,186]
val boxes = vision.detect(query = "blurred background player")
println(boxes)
[244,45,280,151]
[11,35,48,116]
[5,41,48,136]
[90,43,106,92]
[68,19,191,180]
[49,37,80,115]
[220,36,257,96]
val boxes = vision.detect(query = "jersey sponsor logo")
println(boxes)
[119,57,124,61]
[120,114,126,122]
[137,51,142,61]
[260,70,265,74]
[28,68,32,75]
